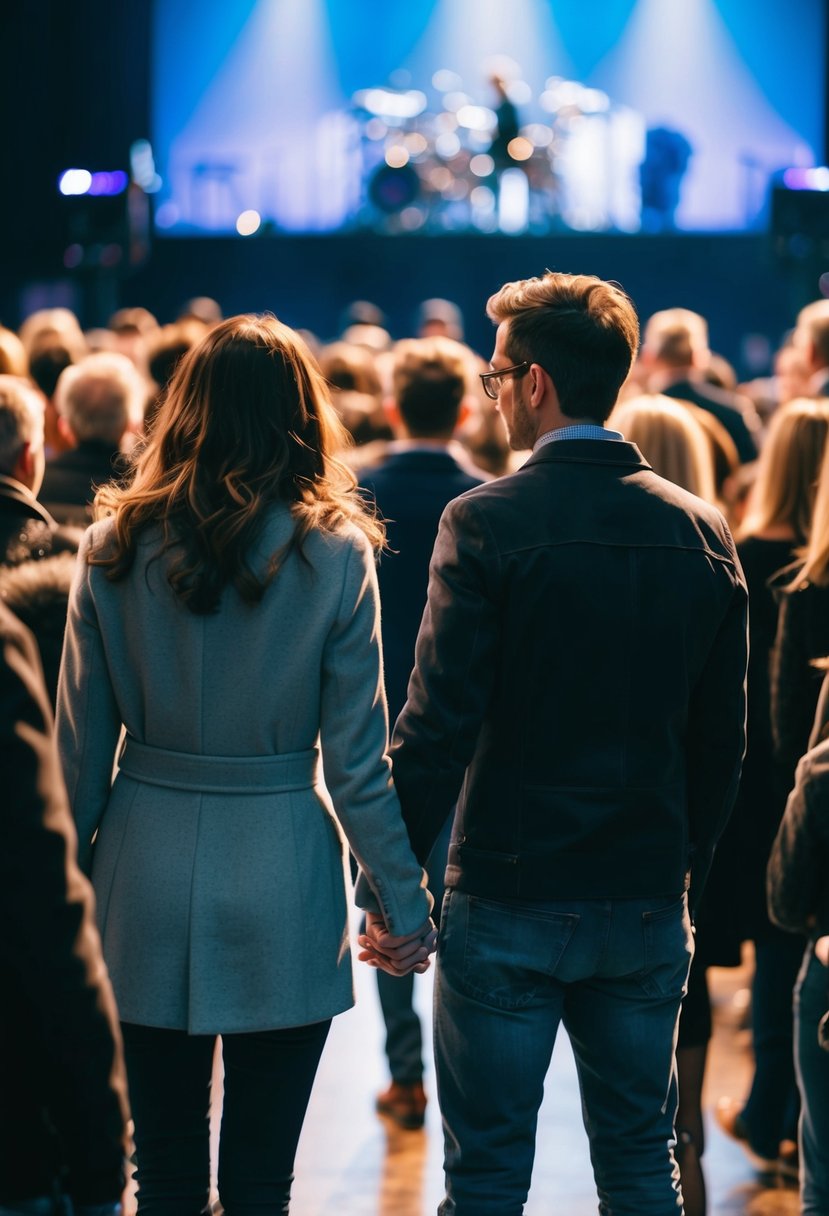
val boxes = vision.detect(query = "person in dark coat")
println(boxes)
[362,271,748,1215]
[0,601,128,1214]
[640,308,762,463]
[713,400,829,1180]
[358,337,486,1129]
[768,666,829,1214]
[0,377,66,568]
[40,354,144,527]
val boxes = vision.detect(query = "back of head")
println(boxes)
[94,314,381,614]
[642,308,709,369]
[610,394,716,501]
[18,308,86,360]
[55,352,146,446]
[28,341,77,400]
[0,327,28,377]
[486,271,639,422]
[795,299,829,370]
[742,398,829,542]
[392,337,468,437]
[177,296,223,327]
[417,299,464,342]
[318,342,381,398]
[0,375,45,477]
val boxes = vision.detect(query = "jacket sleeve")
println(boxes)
[55,527,122,874]
[0,606,128,1198]
[771,588,819,794]
[391,495,499,863]
[684,562,748,915]
[319,531,431,936]
[767,749,828,934]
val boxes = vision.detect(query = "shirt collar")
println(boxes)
[533,424,624,453]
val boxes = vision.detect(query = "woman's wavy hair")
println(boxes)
[740,399,829,544]
[91,314,383,613]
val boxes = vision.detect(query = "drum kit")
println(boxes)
[350,75,638,235]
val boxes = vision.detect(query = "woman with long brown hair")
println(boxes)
[56,315,434,1215]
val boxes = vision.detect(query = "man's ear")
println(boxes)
[383,397,402,432]
[11,441,34,485]
[57,415,74,443]
[455,398,472,431]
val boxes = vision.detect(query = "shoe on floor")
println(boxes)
[375,1080,427,1130]
[714,1096,778,1175]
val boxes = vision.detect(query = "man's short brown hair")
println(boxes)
[486,271,639,422]
[392,337,468,437]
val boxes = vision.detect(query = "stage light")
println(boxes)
[403,133,428,156]
[59,169,92,196]
[432,69,461,93]
[783,167,829,192]
[525,124,553,148]
[385,145,410,169]
[507,137,533,162]
[130,140,162,193]
[442,92,470,113]
[366,119,387,140]
[155,201,180,229]
[456,105,496,132]
[236,209,261,236]
[470,155,495,177]
[88,171,129,196]
[435,133,461,159]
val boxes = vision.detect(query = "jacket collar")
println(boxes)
[0,473,57,527]
[521,438,652,472]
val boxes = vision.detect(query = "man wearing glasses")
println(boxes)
[366,271,748,1214]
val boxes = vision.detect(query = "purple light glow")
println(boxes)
[88,170,129,196]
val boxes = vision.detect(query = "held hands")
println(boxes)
[358,911,438,977]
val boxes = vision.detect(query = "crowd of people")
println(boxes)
[1,276,828,1216]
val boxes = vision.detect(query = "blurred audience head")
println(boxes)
[177,296,223,327]
[775,341,811,405]
[641,308,709,372]
[0,326,27,377]
[416,299,464,342]
[391,337,468,439]
[741,399,829,543]
[18,308,85,361]
[794,299,829,375]
[55,352,146,448]
[145,320,208,430]
[0,375,46,491]
[108,307,160,369]
[609,394,717,501]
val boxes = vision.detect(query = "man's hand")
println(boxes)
[357,912,437,977]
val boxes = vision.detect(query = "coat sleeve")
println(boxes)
[0,605,128,1198]
[319,531,431,936]
[55,527,122,874]
[391,495,499,864]
[684,561,748,916]
[767,750,828,934]
[771,588,818,794]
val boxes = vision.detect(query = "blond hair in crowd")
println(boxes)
[609,394,717,502]
[740,399,829,543]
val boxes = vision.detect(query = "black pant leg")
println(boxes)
[120,1022,214,1216]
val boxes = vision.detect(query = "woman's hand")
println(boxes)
[358,912,437,976]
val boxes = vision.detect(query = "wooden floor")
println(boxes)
[126,940,800,1215]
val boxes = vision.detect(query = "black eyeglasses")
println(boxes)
[479,361,530,400]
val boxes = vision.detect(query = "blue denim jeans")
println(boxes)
[795,945,829,1215]
[739,927,804,1157]
[434,890,693,1216]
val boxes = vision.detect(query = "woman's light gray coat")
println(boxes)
[56,509,430,1034]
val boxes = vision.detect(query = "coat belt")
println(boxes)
[118,736,319,794]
